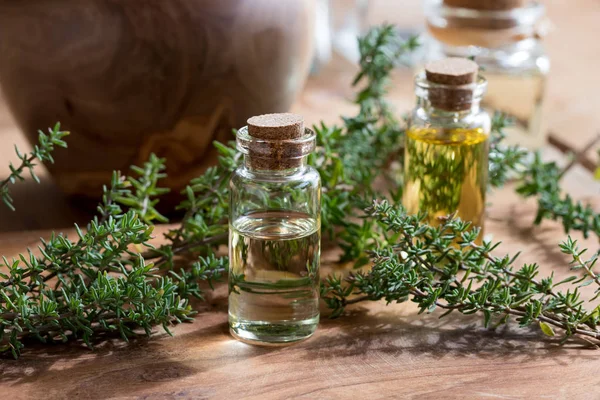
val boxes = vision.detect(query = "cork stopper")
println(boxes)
[426,58,478,85]
[247,113,304,140]
[242,113,313,171]
[424,58,479,111]
[443,0,526,11]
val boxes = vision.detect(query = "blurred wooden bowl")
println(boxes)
[0,0,315,200]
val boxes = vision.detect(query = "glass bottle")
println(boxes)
[229,113,321,345]
[423,0,549,149]
[403,58,491,239]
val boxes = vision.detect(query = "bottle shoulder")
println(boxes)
[229,165,321,219]
[230,166,321,188]
[411,108,491,134]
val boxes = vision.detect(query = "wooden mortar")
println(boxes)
[0,0,316,204]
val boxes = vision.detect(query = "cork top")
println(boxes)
[247,113,304,140]
[421,58,483,112]
[238,113,315,171]
[443,0,526,11]
[425,58,478,85]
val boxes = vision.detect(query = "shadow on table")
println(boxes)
[1,327,217,398]
[2,291,597,398]
[0,298,236,398]
[498,202,572,269]
[311,305,598,364]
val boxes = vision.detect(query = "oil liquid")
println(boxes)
[228,210,320,344]
[403,127,489,238]
[482,70,546,149]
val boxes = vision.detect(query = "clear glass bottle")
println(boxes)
[403,58,491,239]
[423,0,549,149]
[229,114,321,345]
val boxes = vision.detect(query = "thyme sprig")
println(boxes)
[0,209,195,359]
[311,25,416,264]
[488,113,528,188]
[0,153,223,358]
[516,153,600,240]
[0,123,68,211]
[321,200,600,343]
[560,237,600,300]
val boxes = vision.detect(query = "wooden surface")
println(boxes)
[1,196,600,400]
[1,1,600,399]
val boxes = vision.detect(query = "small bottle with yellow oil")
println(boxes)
[403,58,490,238]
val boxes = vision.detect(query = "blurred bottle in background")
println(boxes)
[422,0,550,149]
[312,0,431,73]
[312,0,371,72]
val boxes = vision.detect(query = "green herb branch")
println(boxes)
[0,123,68,211]
[321,200,600,343]
[0,153,220,358]
[517,151,600,241]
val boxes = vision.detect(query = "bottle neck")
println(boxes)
[236,126,316,176]
[413,72,487,118]
[417,95,482,119]
[243,154,308,176]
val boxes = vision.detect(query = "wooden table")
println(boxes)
[1,1,600,399]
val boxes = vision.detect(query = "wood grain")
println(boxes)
[0,0,315,199]
[0,187,599,400]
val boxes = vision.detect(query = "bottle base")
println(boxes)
[229,316,319,346]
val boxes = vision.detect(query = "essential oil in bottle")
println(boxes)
[403,58,491,238]
[423,0,549,149]
[229,113,321,345]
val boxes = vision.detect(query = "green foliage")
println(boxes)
[321,200,600,343]
[0,123,68,211]
[118,154,170,224]
[516,153,600,240]
[311,25,416,266]
[559,236,600,300]
[489,114,599,241]
[163,141,237,254]
[0,148,230,357]
[0,210,194,358]
[488,113,528,188]
[1,24,599,357]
